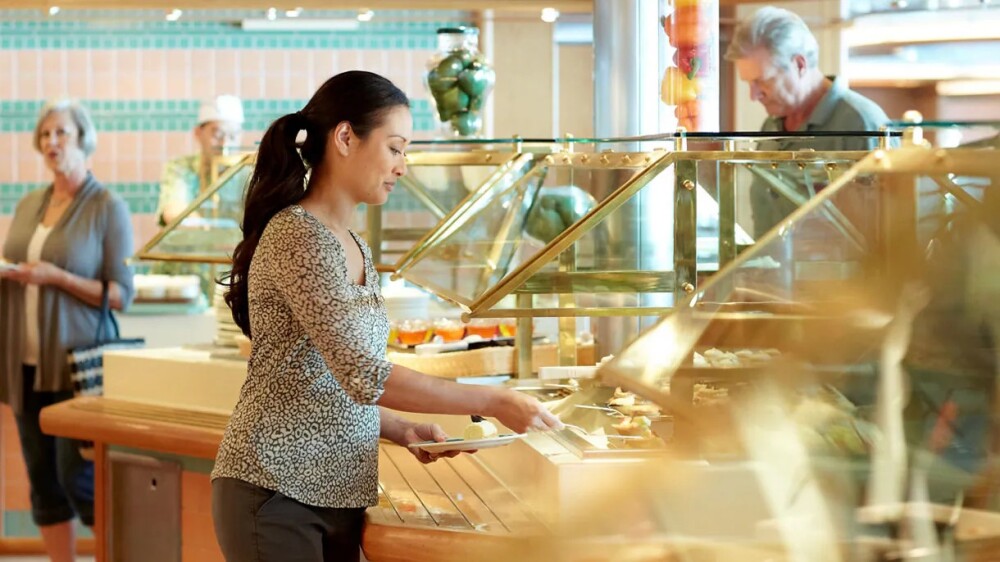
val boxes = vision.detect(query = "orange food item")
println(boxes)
[663,6,710,48]
[433,319,466,342]
[500,318,529,337]
[398,319,430,346]
[398,329,429,346]
[465,319,499,339]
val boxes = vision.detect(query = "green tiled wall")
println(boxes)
[0,12,471,50]
[0,182,160,215]
[2,176,437,216]
[0,99,435,133]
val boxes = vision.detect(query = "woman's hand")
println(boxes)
[488,389,564,434]
[2,262,64,286]
[400,422,463,464]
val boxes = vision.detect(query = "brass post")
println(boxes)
[674,159,698,302]
[516,293,533,378]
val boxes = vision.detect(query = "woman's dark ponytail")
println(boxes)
[223,113,307,337]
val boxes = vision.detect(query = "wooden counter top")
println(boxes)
[40,397,546,561]
[40,397,226,459]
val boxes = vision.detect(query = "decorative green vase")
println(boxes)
[424,27,495,138]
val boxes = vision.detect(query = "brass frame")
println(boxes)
[371,151,530,272]
[135,152,256,264]
[389,147,877,376]
[391,152,540,276]
[425,150,874,320]
[135,150,529,269]
[598,146,999,406]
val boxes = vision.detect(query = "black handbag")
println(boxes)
[67,280,146,397]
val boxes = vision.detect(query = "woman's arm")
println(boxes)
[377,363,562,434]
[0,264,123,309]
[379,407,461,464]
[56,270,124,309]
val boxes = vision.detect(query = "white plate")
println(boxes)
[407,434,524,453]
[0,261,19,273]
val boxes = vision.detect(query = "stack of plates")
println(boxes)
[214,284,242,348]
[381,282,429,322]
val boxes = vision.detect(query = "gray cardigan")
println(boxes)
[0,173,135,414]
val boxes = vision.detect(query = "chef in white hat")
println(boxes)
[156,94,245,225]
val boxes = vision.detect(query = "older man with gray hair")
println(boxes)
[726,6,889,237]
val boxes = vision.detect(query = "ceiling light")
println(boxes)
[541,7,560,23]
[357,9,374,22]
[266,7,277,20]
[845,10,1000,46]
[936,79,1000,96]
[285,7,302,17]
[165,8,182,21]
[47,5,60,15]
[241,18,360,31]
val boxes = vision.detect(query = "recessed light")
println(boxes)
[47,5,60,15]
[266,7,277,21]
[285,7,302,18]
[357,9,374,22]
[541,7,560,23]
[165,8,182,21]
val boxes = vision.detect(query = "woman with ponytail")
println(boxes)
[211,71,561,561]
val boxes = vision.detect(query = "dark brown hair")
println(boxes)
[222,71,409,337]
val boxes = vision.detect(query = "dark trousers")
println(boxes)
[14,365,94,526]
[212,477,365,562]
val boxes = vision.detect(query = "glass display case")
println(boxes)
[136,148,537,272]
[137,152,252,265]
[572,145,1000,559]
[393,133,886,374]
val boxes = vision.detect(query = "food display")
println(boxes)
[424,27,495,137]
[693,348,781,368]
[388,317,532,349]
[608,387,663,417]
[660,0,717,131]
[133,274,202,303]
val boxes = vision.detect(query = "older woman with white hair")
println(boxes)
[0,99,134,562]
[725,6,889,237]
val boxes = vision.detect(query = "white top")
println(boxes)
[22,224,53,366]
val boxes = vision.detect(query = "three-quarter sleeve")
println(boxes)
[261,215,392,405]
[102,193,135,309]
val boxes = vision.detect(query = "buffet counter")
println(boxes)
[39,395,556,562]
[38,347,630,562]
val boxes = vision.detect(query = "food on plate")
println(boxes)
[608,387,662,417]
[694,348,781,368]
[693,383,728,406]
[608,391,636,408]
[617,403,662,417]
[612,416,653,438]
[463,419,499,440]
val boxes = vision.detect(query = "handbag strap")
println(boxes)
[95,280,121,344]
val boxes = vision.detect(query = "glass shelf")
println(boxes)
[136,153,252,264]
[394,143,873,321]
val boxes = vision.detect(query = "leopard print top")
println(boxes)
[212,205,392,508]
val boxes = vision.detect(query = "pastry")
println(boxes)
[612,416,653,438]
[463,420,499,440]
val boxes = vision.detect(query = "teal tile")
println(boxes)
[1,96,437,134]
